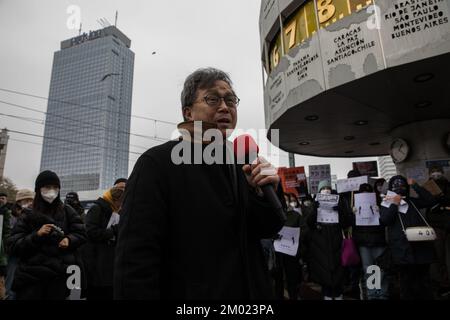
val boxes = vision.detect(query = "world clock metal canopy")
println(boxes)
[260,0,450,158]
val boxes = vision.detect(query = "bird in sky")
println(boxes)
[100,73,120,82]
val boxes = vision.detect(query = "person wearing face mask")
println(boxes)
[304,180,352,300]
[6,171,87,300]
[352,183,388,299]
[426,167,450,298]
[10,189,35,229]
[273,193,303,300]
[82,179,126,300]
[380,175,436,299]
[3,189,35,300]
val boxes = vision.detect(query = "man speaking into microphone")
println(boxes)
[114,68,285,300]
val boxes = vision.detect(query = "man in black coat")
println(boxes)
[114,68,284,300]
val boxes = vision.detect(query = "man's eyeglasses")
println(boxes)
[202,94,240,108]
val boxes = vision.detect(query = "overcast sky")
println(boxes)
[0,0,376,190]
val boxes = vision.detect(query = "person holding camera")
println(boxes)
[7,171,86,300]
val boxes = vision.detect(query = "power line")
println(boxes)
[8,129,144,156]
[0,87,178,125]
[0,99,171,143]
[0,111,150,151]
[9,137,140,163]
[0,112,44,124]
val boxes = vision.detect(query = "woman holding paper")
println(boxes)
[304,180,352,300]
[380,175,436,300]
[352,183,388,300]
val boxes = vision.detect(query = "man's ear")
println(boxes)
[183,107,193,121]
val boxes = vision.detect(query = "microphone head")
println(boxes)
[233,134,259,164]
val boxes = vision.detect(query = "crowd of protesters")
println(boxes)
[0,164,449,300]
[264,167,450,300]
[0,165,449,300]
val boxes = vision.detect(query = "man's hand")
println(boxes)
[242,157,279,191]
[37,224,53,237]
[58,237,70,249]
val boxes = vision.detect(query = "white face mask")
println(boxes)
[41,188,59,204]
[290,201,297,208]
[320,189,331,195]
[431,172,443,180]
[21,201,33,209]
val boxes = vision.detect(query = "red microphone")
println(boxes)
[233,134,259,165]
[233,135,286,223]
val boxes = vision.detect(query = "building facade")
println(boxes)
[378,156,397,181]
[40,26,134,195]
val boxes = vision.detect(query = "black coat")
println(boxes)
[380,184,436,265]
[352,224,386,247]
[304,195,352,288]
[114,140,285,300]
[352,192,387,247]
[82,198,117,287]
[427,178,450,230]
[7,204,86,293]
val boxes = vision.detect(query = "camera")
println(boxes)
[49,224,65,240]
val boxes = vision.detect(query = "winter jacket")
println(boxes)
[7,204,86,292]
[82,197,117,287]
[427,178,450,230]
[380,184,436,265]
[114,140,285,300]
[304,195,352,288]
[352,224,387,248]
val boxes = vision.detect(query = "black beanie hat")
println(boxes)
[65,191,79,201]
[35,170,61,192]
[347,169,361,178]
[388,175,410,195]
[114,178,127,185]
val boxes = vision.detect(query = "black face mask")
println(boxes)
[391,178,408,196]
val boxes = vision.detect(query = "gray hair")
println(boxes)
[180,68,233,120]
